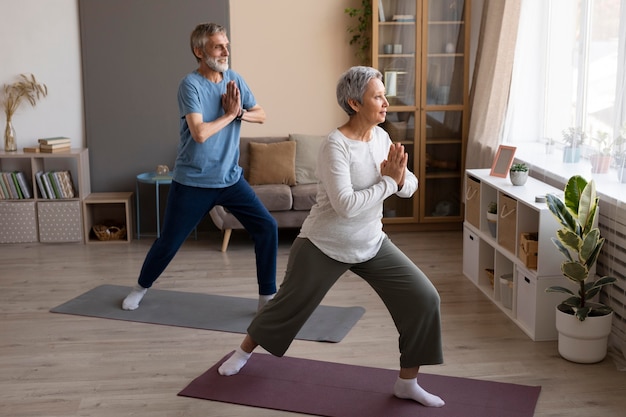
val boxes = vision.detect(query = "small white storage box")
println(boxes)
[499,273,514,309]
[463,226,480,284]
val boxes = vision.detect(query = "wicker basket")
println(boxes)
[92,224,126,241]
[485,268,495,288]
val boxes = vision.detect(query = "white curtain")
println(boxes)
[465,0,522,169]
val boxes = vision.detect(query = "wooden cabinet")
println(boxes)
[462,169,582,341]
[373,0,470,226]
[0,149,90,243]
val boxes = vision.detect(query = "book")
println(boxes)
[3,172,19,199]
[0,174,10,199]
[15,171,32,199]
[39,142,72,150]
[23,146,41,153]
[38,136,71,145]
[41,172,56,199]
[35,171,48,199]
[11,172,24,199]
[48,172,63,198]
[40,146,71,153]
[56,171,75,198]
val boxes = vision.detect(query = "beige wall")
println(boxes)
[230,0,362,137]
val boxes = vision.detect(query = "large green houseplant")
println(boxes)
[545,175,616,362]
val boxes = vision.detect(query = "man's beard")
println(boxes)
[205,56,229,72]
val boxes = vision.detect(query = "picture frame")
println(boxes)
[490,145,517,177]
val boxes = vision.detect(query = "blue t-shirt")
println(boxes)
[173,69,256,188]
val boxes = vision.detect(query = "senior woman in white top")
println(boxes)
[219,66,445,408]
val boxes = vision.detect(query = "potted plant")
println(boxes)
[344,0,372,65]
[2,73,47,152]
[561,127,586,163]
[545,175,616,363]
[509,163,529,186]
[589,130,613,174]
[613,125,626,183]
[486,201,497,237]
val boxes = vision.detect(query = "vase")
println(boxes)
[590,154,611,174]
[563,147,581,163]
[509,171,528,186]
[4,119,17,152]
[555,307,613,364]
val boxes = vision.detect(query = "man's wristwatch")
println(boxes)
[236,108,246,121]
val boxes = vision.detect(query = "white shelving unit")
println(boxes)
[462,169,579,341]
[0,148,90,243]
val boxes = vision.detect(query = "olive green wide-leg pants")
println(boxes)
[248,237,443,369]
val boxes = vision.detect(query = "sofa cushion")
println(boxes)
[289,133,325,184]
[248,141,297,186]
[291,183,318,211]
[252,184,293,211]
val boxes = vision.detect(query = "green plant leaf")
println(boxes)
[577,179,596,232]
[562,261,588,283]
[556,229,581,251]
[563,175,587,215]
[551,237,573,262]
[545,286,575,295]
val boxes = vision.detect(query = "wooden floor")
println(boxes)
[1,230,624,417]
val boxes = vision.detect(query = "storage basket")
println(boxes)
[92,224,126,241]
[485,268,495,288]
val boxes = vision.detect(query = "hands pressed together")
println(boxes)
[380,142,407,188]
[221,80,241,118]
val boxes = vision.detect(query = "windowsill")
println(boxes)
[513,143,626,206]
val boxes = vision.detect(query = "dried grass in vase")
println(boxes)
[2,73,48,151]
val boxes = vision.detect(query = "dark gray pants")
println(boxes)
[248,237,443,369]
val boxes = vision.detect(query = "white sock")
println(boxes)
[257,293,275,312]
[393,377,445,407]
[218,347,252,376]
[122,285,147,310]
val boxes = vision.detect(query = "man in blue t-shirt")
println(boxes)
[122,22,277,311]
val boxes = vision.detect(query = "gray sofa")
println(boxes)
[209,134,324,251]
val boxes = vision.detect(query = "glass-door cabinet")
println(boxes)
[372,0,469,226]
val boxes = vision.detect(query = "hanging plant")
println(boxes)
[344,0,372,65]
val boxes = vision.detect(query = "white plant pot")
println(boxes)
[555,308,613,364]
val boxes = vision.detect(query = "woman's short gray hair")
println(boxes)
[336,66,383,116]
[190,23,227,62]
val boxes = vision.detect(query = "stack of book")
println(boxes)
[39,137,72,153]
[23,137,72,153]
[35,171,75,199]
[0,171,32,200]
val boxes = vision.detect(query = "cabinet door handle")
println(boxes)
[465,187,477,200]
[500,204,516,218]
[525,277,530,284]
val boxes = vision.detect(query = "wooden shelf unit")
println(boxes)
[83,192,134,243]
[373,0,470,227]
[0,148,90,243]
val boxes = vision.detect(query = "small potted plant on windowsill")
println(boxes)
[509,163,529,186]
[561,127,586,163]
[589,130,613,174]
[613,125,626,183]
[486,201,497,238]
[545,175,616,363]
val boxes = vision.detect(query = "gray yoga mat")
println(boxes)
[50,284,365,343]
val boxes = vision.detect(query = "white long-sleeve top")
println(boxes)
[299,127,418,263]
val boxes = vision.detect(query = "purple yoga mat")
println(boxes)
[179,352,541,417]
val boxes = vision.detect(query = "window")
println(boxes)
[503,0,625,200]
